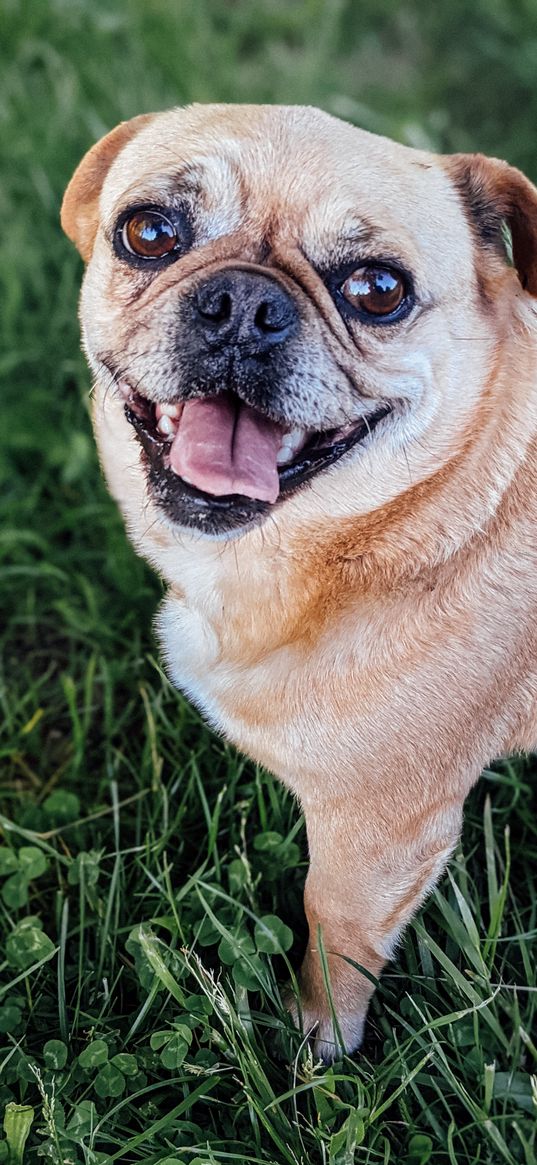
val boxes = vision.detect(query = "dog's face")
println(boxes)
[62,105,537,541]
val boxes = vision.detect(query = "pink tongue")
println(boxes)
[169,394,282,503]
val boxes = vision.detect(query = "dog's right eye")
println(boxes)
[121,210,178,259]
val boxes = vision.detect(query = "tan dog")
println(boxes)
[62,104,537,1059]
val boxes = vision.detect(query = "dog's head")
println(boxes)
[62,105,537,542]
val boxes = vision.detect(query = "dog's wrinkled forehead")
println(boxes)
[99,104,474,287]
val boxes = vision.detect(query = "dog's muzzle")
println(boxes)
[115,267,392,536]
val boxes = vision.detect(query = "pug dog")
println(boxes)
[61,104,537,1059]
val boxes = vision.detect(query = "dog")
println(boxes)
[61,104,537,1060]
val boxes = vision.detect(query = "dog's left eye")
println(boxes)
[340,265,407,319]
[121,210,178,258]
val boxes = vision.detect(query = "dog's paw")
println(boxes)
[284,989,366,1063]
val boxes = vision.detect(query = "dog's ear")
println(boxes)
[61,114,156,261]
[446,153,537,295]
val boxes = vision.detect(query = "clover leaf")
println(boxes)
[254,914,293,954]
[0,847,49,909]
[94,1063,125,1099]
[6,918,55,970]
[78,1040,109,1069]
[44,1040,68,1070]
[150,1025,192,1069]
[218,929,256,966]
[17,847,47,879]
[0,850,18,876]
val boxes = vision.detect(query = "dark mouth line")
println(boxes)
[124,388,391,493]
[122,387,392,532]
[278,405,391,495]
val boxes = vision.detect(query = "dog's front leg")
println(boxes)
[292,792,463,1060]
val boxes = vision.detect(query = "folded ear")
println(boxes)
[446,152,537,295]
[61,113,156,262]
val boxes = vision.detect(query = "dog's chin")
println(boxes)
[122,387,392,537]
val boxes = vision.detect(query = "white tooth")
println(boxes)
[287,428,304,450]
[276,446,293,466]
[286,430,306,454]
[275,428,307,466]
[157,414,177,438]
[156,402,181,419]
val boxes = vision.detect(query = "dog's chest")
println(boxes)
[157,586,315,773]
[155,566,389,791]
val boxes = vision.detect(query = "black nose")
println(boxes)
[192,269,298,350]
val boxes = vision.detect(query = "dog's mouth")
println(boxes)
[120,383,391,534]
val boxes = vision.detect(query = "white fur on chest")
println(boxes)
[157,590,303,756]
[153,531,307,764]
[155,568,381,793]
[157,592,229,729]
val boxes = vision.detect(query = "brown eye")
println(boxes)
[122,210,178,258]
[341,265,406,317]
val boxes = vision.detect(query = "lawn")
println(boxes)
[1,1,537,1162]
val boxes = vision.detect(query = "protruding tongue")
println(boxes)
[169,394,282,503]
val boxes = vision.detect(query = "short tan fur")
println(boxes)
[62,104,537,1058]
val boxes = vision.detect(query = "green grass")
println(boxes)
[1,0,537,1161]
